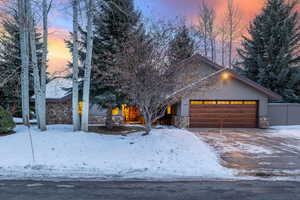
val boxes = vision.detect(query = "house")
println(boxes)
[45,54,283,128]
[44,78,73,124]
[170,54,281,128]
[44,77,124,125]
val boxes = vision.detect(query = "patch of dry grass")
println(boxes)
[88,126,145,136]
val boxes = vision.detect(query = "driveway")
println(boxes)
[190,128,300,177]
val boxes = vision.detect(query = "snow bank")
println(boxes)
[0,125,232,179]
[270,126,300,140]
[13,118,37,124]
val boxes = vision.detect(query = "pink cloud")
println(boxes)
[47,28,71,73]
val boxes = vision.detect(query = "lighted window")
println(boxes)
[167,105,172,114]
[230,101,243,104]
[204,101,217,104]
[191,101,203,104]
[244,101,257,105]
[112,107,119,115]
[217,101,230,104]
[78,101,84,114]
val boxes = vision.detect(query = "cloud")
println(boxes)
[47,28,71,73]
[160,0,265,27]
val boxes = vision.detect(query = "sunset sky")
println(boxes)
[47,0,267,73]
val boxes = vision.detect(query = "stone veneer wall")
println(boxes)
[259,117,270,129]
[46,100,124,125]
[174,116,189,128]
[46,101,72,124]
[89,115,124,126]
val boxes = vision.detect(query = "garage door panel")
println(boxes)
[189,113,257,119]
[190,109,257,114]
[190,118,256,124]
[190,122,257,128]
[190,119,257,123]
[190,104,257,109]
[189,100,258,128]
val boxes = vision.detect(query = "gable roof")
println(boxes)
[45,77,72,102]
[177,54,282,101]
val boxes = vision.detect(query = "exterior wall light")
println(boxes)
[221,72,230,80]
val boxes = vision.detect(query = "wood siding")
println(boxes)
[189,101,258,128]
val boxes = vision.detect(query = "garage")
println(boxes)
[189,100,258,128]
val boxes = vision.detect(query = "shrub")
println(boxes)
[0,106,16,134]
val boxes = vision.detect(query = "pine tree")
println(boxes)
[66,0,142,129]
[92,0,141,128]
[238,0,300,102]
[168,25,195,64]
[0,11,43,116]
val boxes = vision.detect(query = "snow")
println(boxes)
[13,118,37,124]
[236,143,274,155]
[200,133,274,155]
[270,126,300,140]
[0,125,233,179]
[45,78,72,99]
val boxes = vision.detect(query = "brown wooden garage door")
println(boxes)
[189,100,258,128]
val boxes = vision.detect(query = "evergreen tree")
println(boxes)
[66,0,142,128]
[238,0,300,102]
[168,25,195,64]
[0,11,44,116]
[0,106,15,134]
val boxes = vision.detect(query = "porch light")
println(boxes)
[221,72,230,80]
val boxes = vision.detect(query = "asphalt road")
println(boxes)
[0,180,300,200]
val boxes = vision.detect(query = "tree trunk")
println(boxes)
[210,38,215,62]
[39,0,49,131]
[72,0,80,131]
[28,0,42,129]
[81,0,94,131]
[221,39,225,66]
[204,28,207,56]
[105,104,113,130]
[229,32,232,68]
[143,120,152,136]
[142,111,152,136]
[19,0,30,123]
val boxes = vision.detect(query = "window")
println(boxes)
[204,101,217,104]
[244,101,257,105]
[112,107,119,115]
[78,101,83,114]
[217,101,230,104]
[191,101,203,105]
[167,105,172,114]
[190,100,257,105]
[230,101,243,104]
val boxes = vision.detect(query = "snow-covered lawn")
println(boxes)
[0,125,233,179]
[13,118,37,124]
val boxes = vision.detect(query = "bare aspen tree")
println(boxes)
[207,7,217,62]
[197,0,210,56]
[197,0,217,61]
[72,0,80,131]
[81,0,94,131]
[219,20,227,67]
[39,0,53,131]
[18,0,30,123]
[225,0,241,68]
[28,0,42,129]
